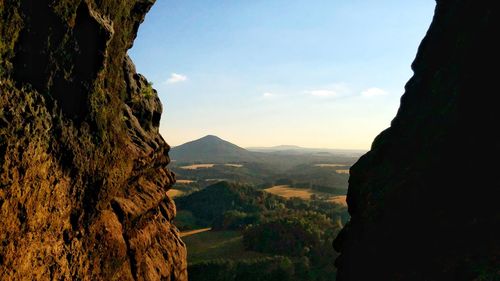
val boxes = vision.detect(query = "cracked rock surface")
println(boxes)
[1,1,187,280]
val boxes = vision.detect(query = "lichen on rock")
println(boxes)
[1,1,187,280]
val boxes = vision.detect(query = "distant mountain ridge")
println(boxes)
[170,135,357,189]
[170,135,364,172]
[247,145,366,156]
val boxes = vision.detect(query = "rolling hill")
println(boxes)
[170,135,362,169]
[247,145,366,157]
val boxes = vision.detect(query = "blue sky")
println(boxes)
[129,0,435,149]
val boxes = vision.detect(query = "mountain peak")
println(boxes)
[200,134,223,141]
[170,135,258,163]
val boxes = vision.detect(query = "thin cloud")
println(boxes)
[305,83,351,98]
[361,87,388,98]
[262,92,276,99]
[165,73,188,84]
[306,90,339,98]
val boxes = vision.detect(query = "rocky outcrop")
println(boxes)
[0,1,187,280]
[334,0,499,280]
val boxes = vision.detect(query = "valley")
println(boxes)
[168,135,363,199]
[1,1,495,280]
[167,135,362,280]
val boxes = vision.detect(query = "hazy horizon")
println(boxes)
[171,134,368,151]
[129,1,435,149]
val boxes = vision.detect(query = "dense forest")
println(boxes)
[175,182,348,280]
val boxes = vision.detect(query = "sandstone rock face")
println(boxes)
[0,1,187,280]
[334,1,500,280]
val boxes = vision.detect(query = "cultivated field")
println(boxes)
[180,228,212,238]
[265,185,348,204]
[335,169,350,174]
[176,179,195,184]
[179,164,215,170]
[315,164,347,168]
[182,230,269,264]
[205,179,228,182]
[328,195,347,206]
[167,189,184,198]
[265,185,317,200]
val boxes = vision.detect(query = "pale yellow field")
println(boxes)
[167,189,184,198]
[176,179,195,184]
[328,195,347,206]
[225,164,243,168]
[335,169,350,174]
[205,179,227,182]
[265,185,348,204]
[265,185,316,200]
[315,164,347,168]
[179,164,215,170]
[180,228,212,238]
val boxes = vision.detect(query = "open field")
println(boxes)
[180,228,212,238]
[328,195,347,206]
[179,164,215,170]
[205,179,227,182]
[315,164,348,168]
[176,179,195,184]
[265,185,316,200]
[225,164,243,168]
[335,169,350,174]
[265,185,348,203]
[182,230,269,264]
[167,189,184,198]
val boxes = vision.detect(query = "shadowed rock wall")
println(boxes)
[334,1,500,280]
[0,1,187,280]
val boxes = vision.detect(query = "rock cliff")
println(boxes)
[0,1,187,280]
[334,0,499,280]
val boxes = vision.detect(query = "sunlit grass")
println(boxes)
[335,169,350,174]
[225,164,243,168]
[176,179,195,184]
[179,164,215,170]
[167,189,184,198]
[183,230,269,264]
[265,185,315,200]
[328,195,347,206]
[314,164,347,168]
